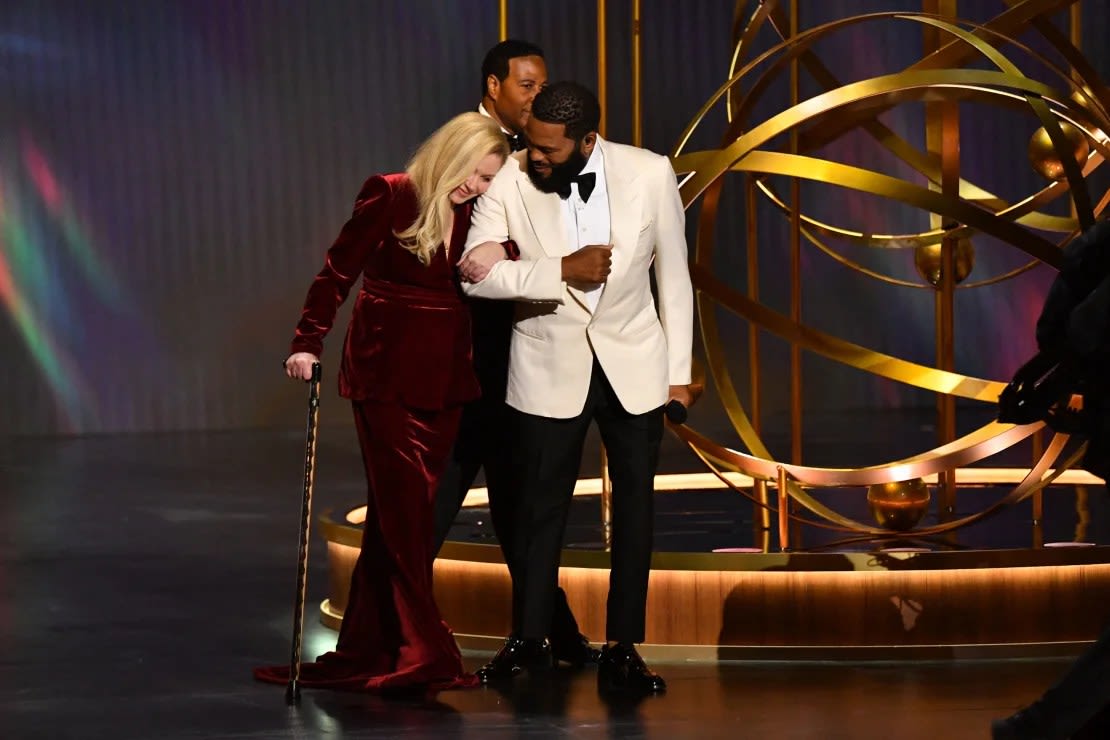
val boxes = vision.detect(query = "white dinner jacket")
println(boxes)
[462,137,694,419]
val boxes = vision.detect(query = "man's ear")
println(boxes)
[486,74,501,100]
[581,131,598,155]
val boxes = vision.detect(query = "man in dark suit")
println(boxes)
[992,218,1110,739]
[431,40,599,669]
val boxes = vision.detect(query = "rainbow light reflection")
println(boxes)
[0,132,129,431]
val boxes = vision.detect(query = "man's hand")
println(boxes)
[667,383,699,410]
[561,245,612,284]
[458,242,508,283]
[284,352,319,381]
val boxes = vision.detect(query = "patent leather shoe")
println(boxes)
[551,633,601,667]
[475,637,552,684]
[597,643,666,694]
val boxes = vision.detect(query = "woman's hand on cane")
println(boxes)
[284,353,320,381]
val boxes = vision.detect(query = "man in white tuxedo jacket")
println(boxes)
[457,81,695,694]
[430,40,597,670]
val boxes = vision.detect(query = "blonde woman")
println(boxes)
[255,112,509,691]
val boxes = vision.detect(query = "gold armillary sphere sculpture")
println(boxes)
[667,2,1107,542]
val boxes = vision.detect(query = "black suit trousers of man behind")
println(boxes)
[431,299,583,645]
[432,299,515,553]
[513,357,663,644]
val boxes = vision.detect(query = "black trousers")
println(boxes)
[513,359,663,644]
[432,300,582,643]
[431,389,515,555]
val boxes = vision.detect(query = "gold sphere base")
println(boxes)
[867,478,932,531]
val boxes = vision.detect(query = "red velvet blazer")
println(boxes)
[290,173,480,409]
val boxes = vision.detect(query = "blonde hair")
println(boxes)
[396,112,509,265]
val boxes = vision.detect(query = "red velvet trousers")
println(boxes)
[255,399,475,691]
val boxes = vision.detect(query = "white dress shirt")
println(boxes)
[477,102,511,135]
[561,146,609,312]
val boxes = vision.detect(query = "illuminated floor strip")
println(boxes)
[453,468,1104,508]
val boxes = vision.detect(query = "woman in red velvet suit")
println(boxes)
[255,112,509,691]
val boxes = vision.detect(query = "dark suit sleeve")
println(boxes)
[1036,219,1110,355]
[1067,273,1110,357]
[290,176,393,357]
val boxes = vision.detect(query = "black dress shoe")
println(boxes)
[551,633,601,667]
[475,637,552,684]
[597,643,666,694]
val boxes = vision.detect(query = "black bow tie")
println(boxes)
[556,172,597,203]
[506,133,526,153]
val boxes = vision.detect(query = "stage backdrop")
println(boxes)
[2,0,1109,436]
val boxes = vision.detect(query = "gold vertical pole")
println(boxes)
[788,0,803,548]
[777,466,791,552]
[788,0,801,465]
[923,0,959,531]
[746,175,761,433]
[755,507,771,553]
[1075,485,1090,543]
[1032,485,1044,547]
[747,175,771,541]
[1041,0,1086,549]
[597,0,607,137]
[601,447,612,549]
[499,0,507,40]
[753,480,771,551]
[1070,1,1082,68]
[1031,428,1044,547]
[939,4,959,530]
[632,0,642,147]
[597,0,611,545]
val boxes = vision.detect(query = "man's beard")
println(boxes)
[526,146,588,194]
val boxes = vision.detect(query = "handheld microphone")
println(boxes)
[664,400,688,424]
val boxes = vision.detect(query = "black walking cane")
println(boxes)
[286,361,322,705]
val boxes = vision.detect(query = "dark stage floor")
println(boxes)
[0,423,1102,739]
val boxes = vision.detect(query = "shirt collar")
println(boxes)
[477,102,512,135]
[577,138,604,182]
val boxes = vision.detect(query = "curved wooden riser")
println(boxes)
[320,540,1110,659]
